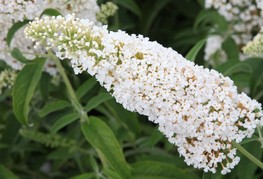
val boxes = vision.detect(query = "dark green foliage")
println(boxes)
[1,0,263,179]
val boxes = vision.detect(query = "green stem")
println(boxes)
[0,49,48,57]
[233,141,263,169]
[257,125,263,148]
[48,51,89,122]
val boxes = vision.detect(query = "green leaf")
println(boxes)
[0,164,18,179]
[106,100,140,138]
[215,60,237,73]
[11,47,30,63]
[47,148,73,160]
[84,93,112,112]
[194,10,212,29]
[197,0,204,7]
[194,9,227,32]
[140,127,163,148]
[89,155,99,174]
[222,63,252,76]
[39,72,52,100]
[215,60,252,89]
[222,37,239,61]
[185,38,206,61]
[0,61,8,70]
[237,142,263,179]
[250,60,263,98]
[12,58,45,126]
[230,73,250,90]
[6,20,30,47]
[170,27,206,54]
[76,77,97,100]
[103,168,123,179]
[70,173,96,179]
[115,0,141,17]
[202,172,222,179]
[50,113,79,134]
[39,100,71,117]
[40,8,62,17]
[254,90,263,100]
[131,161,195,179]
[81,116,131,178]
[0,117,20,163]
[0,144,8,150]
[140,0,170,35]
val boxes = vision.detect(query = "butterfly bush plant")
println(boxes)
[1,0,263,179]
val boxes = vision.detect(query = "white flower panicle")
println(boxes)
[25,14,263,174]
[0,69,17,94]
[205,0,263,45]
[0,0,100,75]
[204,0,263,63]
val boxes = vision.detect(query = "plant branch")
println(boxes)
[48,50,89,122]
[233,141,263,169]
[257,125,263,148]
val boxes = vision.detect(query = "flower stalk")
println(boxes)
[48,50,88,122]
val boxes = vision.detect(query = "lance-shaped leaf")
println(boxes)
[40,8,62,17]
[11,47,30,64]
[131,161,196,179]
[13,58,45,125]
[50,113,80,134]
[81,116,131,178]
[185,38,206,62]
[39,100,71,117]
[6,20,30,47]
[76,77,97,100]
[115,0,141,17]
[84,93,112,112]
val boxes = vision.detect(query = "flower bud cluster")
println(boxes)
[243,29,263,56]
[96,2,118,24]
[0,0,100,75]
[0,69,17,94]
[25,14,263,174]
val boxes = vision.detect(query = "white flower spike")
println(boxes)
[25,14,263,174]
